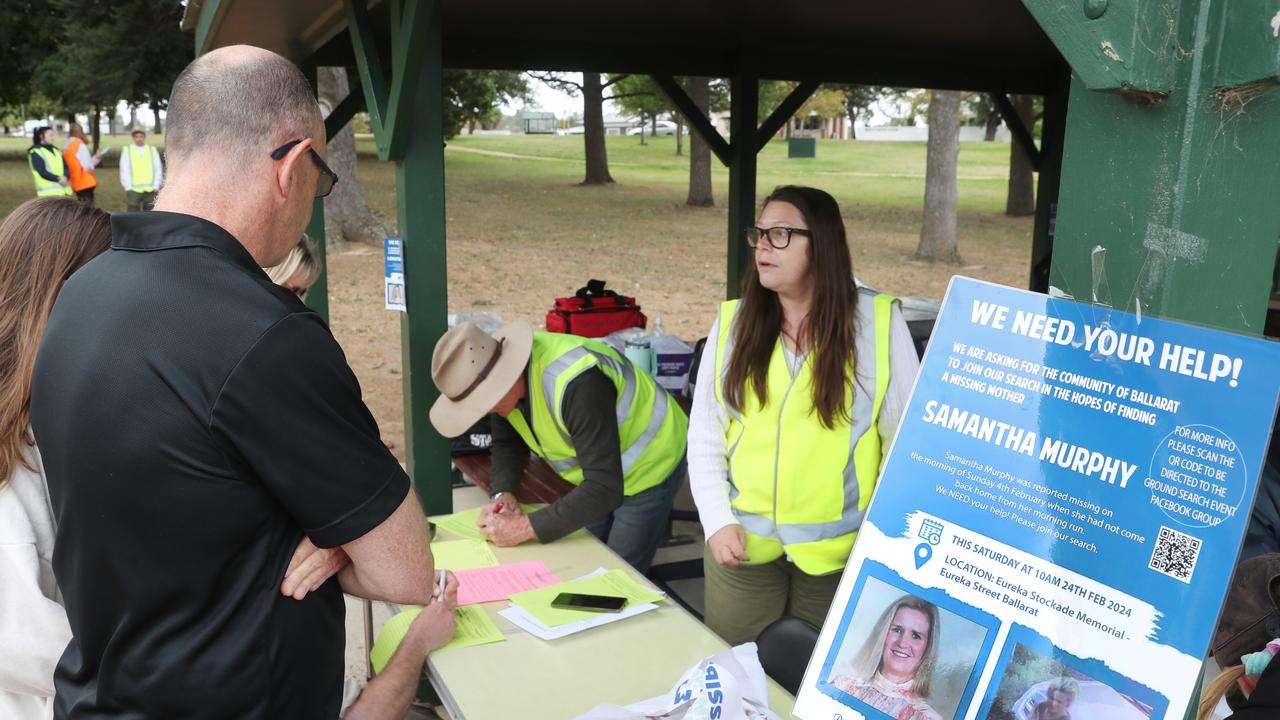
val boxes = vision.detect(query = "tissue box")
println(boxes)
[605,333,695,392]
[650,335,694,392]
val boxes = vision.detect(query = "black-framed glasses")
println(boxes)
[745,226,811,250]
[270,140,339,198]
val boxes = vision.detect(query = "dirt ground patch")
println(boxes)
[329,152,1032,459]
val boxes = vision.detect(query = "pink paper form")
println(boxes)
[455,560,560,605]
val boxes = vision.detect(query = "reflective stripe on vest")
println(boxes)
[505,331,688,496]
[28,147,73,197]
[713,287,896,575]
[64,138,96,192]
[127,145,156,191]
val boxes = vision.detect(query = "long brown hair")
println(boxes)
[68,122,88,145]
[0,198,111,489]
[723,186,858,428]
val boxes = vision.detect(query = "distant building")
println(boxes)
[603,115,636,136]
[710,111,731,137]
[522,111,557,134]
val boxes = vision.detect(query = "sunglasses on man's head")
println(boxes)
[270,140,338,198]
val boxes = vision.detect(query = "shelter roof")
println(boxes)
[183,0,1066,94]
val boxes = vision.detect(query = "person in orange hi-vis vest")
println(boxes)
[63,123,102,206]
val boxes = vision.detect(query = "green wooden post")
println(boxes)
[300,60,330,323]
[1019,1,1280,713]
[727,75,758,299]
[1023,0,1280,333]
[1028,81,1068,294]
[345,0,451,513]
[396,1,451,515]
[303,201,330,322]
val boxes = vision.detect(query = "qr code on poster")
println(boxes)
[1149,526,1202,583]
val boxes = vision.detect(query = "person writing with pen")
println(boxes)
[428,320,688,573]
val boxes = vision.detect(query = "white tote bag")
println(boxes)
[573,643,777,720]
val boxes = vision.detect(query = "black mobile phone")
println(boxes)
[551,592,628,613]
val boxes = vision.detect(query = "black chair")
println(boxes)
[755,616,821,696]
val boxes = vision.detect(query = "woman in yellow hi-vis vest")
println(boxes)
[26,127,73,199]
[689,185,920,645]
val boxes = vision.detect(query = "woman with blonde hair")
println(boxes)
[0,197,111,718]
[264,234,322,299]
[831,595,943,720]
[1198,554,1280,719]
[62,122,102,205]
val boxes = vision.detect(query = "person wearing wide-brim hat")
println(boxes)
[430,321,688,573]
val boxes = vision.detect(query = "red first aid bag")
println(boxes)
[545,280,647,338]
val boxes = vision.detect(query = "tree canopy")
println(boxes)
[3,0,191,141]
[443,70,530,137]
[607,74,668,137]
[39,1,190,118]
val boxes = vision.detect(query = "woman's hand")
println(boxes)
[708,525,750,567]
[281,536,350,600]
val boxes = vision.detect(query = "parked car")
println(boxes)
[555,125,585,135]
[627,120,677,136]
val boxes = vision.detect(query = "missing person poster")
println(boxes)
[794,277,1280,720]
[384,237,406,312]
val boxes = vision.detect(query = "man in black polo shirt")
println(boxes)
[31,46,447,718]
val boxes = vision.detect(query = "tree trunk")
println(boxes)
[90,105,101,152]
[637,113,646,146]
[848,110,858,139]
[129,103,137,130]
[581,72,614,184]
[151,99,162,133]
[318,66,394,248]
[1005,94,1036,217]
[916,90,963,264]
[686,77,713,207]
[984,96,1001,141]
[675,118,683,155]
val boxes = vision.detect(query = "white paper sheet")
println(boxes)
[498,601,659,640]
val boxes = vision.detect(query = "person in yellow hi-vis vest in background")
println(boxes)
[27,127,73,198]
[429,320,689,573]
[688,185,921,645]
[119,129,163,211]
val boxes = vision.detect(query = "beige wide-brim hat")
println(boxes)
[429,320,533,438]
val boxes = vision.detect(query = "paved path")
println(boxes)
[444,144,1006,180]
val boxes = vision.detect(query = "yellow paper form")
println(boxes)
[369,605,506,673]
[431,504,539,541]
[440,605,505,652]
[508,569,664,627]
[430,539,499,571]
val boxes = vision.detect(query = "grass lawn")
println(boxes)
[1,132,1033,457]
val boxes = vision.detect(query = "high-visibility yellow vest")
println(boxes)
[712,288,896,575]
[28,146,73,197]
[126,144,157,192]
[506,332,688,496]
